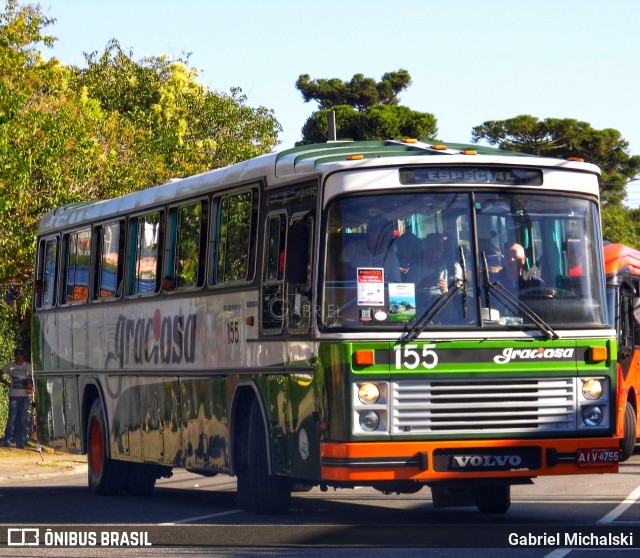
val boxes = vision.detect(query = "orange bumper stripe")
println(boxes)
[320,439,619,482]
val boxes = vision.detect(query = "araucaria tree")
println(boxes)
[472,115,640,245]
[296,70,437,144]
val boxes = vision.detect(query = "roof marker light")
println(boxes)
[401,138,418,143]
[431,144,448,150]
[347,155,364,160]
[460,149,477,155]
[567,157,585,162]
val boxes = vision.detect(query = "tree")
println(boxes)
[73,41,281,181]
[602,205,640,247]
[471,115,640,206]
[296,70,437,144]
[296,69,412,112]
[0,1,282,354]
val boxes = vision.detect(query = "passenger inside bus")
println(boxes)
[338,216,401,282]
[410,232,463,311]
[394,227,422,279]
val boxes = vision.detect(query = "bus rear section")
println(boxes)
[604,242,640,460]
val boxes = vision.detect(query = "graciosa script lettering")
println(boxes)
[494,347,575,364]
[109,311,197,367]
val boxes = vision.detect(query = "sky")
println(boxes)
[14,0,640,203]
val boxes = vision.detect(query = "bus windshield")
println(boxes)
[322,191,607,331]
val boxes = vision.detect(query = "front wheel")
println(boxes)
[87,399,126,495]
[620,400,637,462]
[247,399,291,514]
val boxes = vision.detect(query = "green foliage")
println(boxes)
[0,1,281,358]
[297,70,437,144]
[300,104,438,144]
[471,115,640,205]
[296,69,412,111]
[601,205,640,248]
[0,301,20,434]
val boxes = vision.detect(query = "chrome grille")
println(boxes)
[391,378,576,435]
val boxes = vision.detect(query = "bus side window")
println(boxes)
[128,211,164,295]
[35,237,59,309]
[287,214,313,334]
[95,221,124,299]
[261,212,287,333]
[62,228,91,304]
[212,188,257,284]
[166,200,207,290]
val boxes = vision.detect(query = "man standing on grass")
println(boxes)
[0,348,33,449]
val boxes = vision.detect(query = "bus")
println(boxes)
[32,139,619,515]
[604,242,640,461]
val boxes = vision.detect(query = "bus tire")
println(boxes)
[620,400,637,462]
[248,399,291,514]
[87,399,126,495]
[475,485,510,514]
[125,463,157,496]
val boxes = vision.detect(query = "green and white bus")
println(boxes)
[32,139,619,514]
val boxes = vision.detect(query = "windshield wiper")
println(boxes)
[400,247,467,344]
[484,279,559,340]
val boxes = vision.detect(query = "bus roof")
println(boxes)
[603,243,640,276]
[37,139,601,235]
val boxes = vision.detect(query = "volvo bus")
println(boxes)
[32,139,619,514]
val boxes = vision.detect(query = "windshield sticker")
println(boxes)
[357,268,385,306]
[388,283,416,322]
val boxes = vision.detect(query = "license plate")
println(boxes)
[577,447,619,467]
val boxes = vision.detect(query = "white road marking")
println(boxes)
[597,483,640,524]
[159,509,243,525]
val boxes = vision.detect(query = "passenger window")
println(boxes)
[166,201,207,290]
[261,213,287,333]
[128,211,163,294]
[213,189,256,284]
[96,221,124,299]
[63,228,91,304]
[35,237,59,309]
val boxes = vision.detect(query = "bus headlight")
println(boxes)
[359,410,380,431]
[358,383,380,404]
[582,405,603,426]
[582,378,603,400]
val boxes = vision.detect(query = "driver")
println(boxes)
[495,243,543,293]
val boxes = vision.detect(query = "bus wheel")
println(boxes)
[620,400,637,462]
[87,399,126,495]
[475,485,511,514]
[125,463,157,496]
[247,400,291,514]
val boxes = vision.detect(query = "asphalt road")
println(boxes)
[1,452,639,557]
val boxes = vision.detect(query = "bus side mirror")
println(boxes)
[285,222,309,285]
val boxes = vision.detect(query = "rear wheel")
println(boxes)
[475,485,511,514]
[247,399,291,514]
[620,400,637,462]
[87,399,126,495]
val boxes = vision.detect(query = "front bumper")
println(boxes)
[320,438,619,482]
